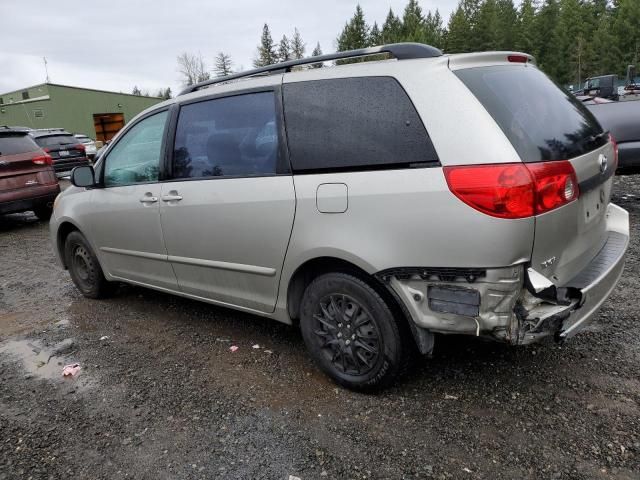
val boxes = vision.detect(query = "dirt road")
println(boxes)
[1,176,639,479]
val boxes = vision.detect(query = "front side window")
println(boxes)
[104,111,167,187]
[172,92,280,179]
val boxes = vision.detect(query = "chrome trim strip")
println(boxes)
[167,255,276,277]
[100,247,167,261]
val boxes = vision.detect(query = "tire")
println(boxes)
[300,272,408,391]
[64,231,114,299]
[33,205,53,221]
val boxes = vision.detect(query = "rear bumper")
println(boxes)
[556,205,629,339]
[53,156,90,175]
[617,141,640,171]
[381,204,629,346]
[0,190,59,215]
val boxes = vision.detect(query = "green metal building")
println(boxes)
[0,83,163,141]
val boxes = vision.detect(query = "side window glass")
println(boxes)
[173,92,279,179]
[104,111,168,187]
[283,77,439,173]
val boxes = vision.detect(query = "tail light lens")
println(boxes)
[32,154,53,166]
[609,133,618,170]
[75,143,86,152]
[444,160,579,219]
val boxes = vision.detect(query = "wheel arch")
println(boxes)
[285,255,429,354]
[56,221,81,269]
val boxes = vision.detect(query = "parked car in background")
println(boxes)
[587,100,640,173]
[28,129,90,177]
[0,126,60,220]
[51,44,629,390]
[74,134,98,159]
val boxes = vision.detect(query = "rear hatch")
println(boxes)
[0,132,57,197]
[32,133,88,173]
[454,62,614,285]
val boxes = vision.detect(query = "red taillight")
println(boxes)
[75,143,86,152]
[507,55,528,63]
[32,154,53,166]
[444,160,579,219]
[609,133,618,170]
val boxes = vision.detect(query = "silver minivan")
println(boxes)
[51,43,629,390]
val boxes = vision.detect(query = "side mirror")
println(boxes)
[71,165,96,188]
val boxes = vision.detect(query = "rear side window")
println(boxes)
[172,92,280,179]
[33,134,78,147]
[0,134,40,155]
[455,65,606,162]
[283,77,439,173]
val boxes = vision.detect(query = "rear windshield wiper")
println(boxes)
[588,130,609,143]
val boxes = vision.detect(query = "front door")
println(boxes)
[87,110,178,291]
[159,90,295,312]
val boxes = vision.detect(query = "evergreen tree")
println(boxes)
[381,8,402,44]
[424,10,445,48]
[131,86,141,96]
[495,0,518,50]
[612,0,640,74]
[163,87,172,100]
[475,0,499,51]
[277,35,292,63]
[553,0,587,84]
[532,0,561,77]
[214,52,233,77]
[254,24,277,67]
[446,4,473,52]
[516,0,537,54]
[310,42,323,68]
[337,5,369,51]
[369,22,382,46]
[291,28,305,59]
[401,0,426,43]
[590,11,620,78]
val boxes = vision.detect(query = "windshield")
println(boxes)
[456,65,606,162]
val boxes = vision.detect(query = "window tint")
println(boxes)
[173,92,280,179]
[0,134,40,155]
[455,66,606,162]
[104,111,167,187]
[33,134,78,147]
[283,77,438,173]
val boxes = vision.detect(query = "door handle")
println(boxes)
[161,191,183,202]
[139,196,158,203]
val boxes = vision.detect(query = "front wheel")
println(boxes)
[64,231,114,299]
[300,272,408,391]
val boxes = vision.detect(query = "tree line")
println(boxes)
[174,25,324,88]
[336,0,640,87]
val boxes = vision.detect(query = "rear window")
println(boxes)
[283,77,439,173]
[0,133,40,155]
[33,134,78,147]
[455,65,606,162]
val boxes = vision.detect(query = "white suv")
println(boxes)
[50,43,629,390]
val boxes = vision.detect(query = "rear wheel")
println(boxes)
[300,272,408,391]
[33,205,53,221]
[64,231,114,299]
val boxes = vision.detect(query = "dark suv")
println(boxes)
[29,129,90,176]
[0,126,60,220]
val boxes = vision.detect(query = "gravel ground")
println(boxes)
[0,176,639,480]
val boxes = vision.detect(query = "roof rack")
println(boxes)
[179,42,442,96]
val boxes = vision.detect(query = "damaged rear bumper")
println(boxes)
[378,204,629,346]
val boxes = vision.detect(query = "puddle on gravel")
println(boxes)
[0,338,90,390]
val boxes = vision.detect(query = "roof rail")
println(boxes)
[179,42,442,96]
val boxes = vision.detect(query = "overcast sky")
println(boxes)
[1,0,461,96]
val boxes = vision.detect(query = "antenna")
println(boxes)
[43,57,50,83]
